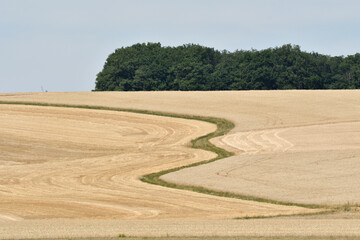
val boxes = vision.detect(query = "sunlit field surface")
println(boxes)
[0,90,360,239]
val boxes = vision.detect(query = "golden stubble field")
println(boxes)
[0,90,360,238]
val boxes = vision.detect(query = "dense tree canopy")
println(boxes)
[95,43,360,91]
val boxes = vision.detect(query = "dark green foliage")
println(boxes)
[95,43,360,91]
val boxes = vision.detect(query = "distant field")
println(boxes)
[2,90,359,132]
[0,90,360,238]
[165,122,360,205]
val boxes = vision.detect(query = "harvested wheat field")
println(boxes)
[1,90,360,238]
[165,122,360,205]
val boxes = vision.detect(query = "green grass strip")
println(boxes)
[0,100,329,211]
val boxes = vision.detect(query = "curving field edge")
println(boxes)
[0,100,329,214]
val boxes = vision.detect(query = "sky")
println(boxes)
[1,0,360,93]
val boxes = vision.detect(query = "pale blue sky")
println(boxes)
[1,0,360,92]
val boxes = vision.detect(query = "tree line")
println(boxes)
[95,43,360,91]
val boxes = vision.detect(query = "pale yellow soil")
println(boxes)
[1,90,360,238]
[1,90,359,132]
[165,122,360,205]
[0,103,314,239]
[0,104,311,219]
[2,218,360,239]
[2,91,359,205]
[162,150,360,205]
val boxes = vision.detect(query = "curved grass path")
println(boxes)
[0,100,327,212]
